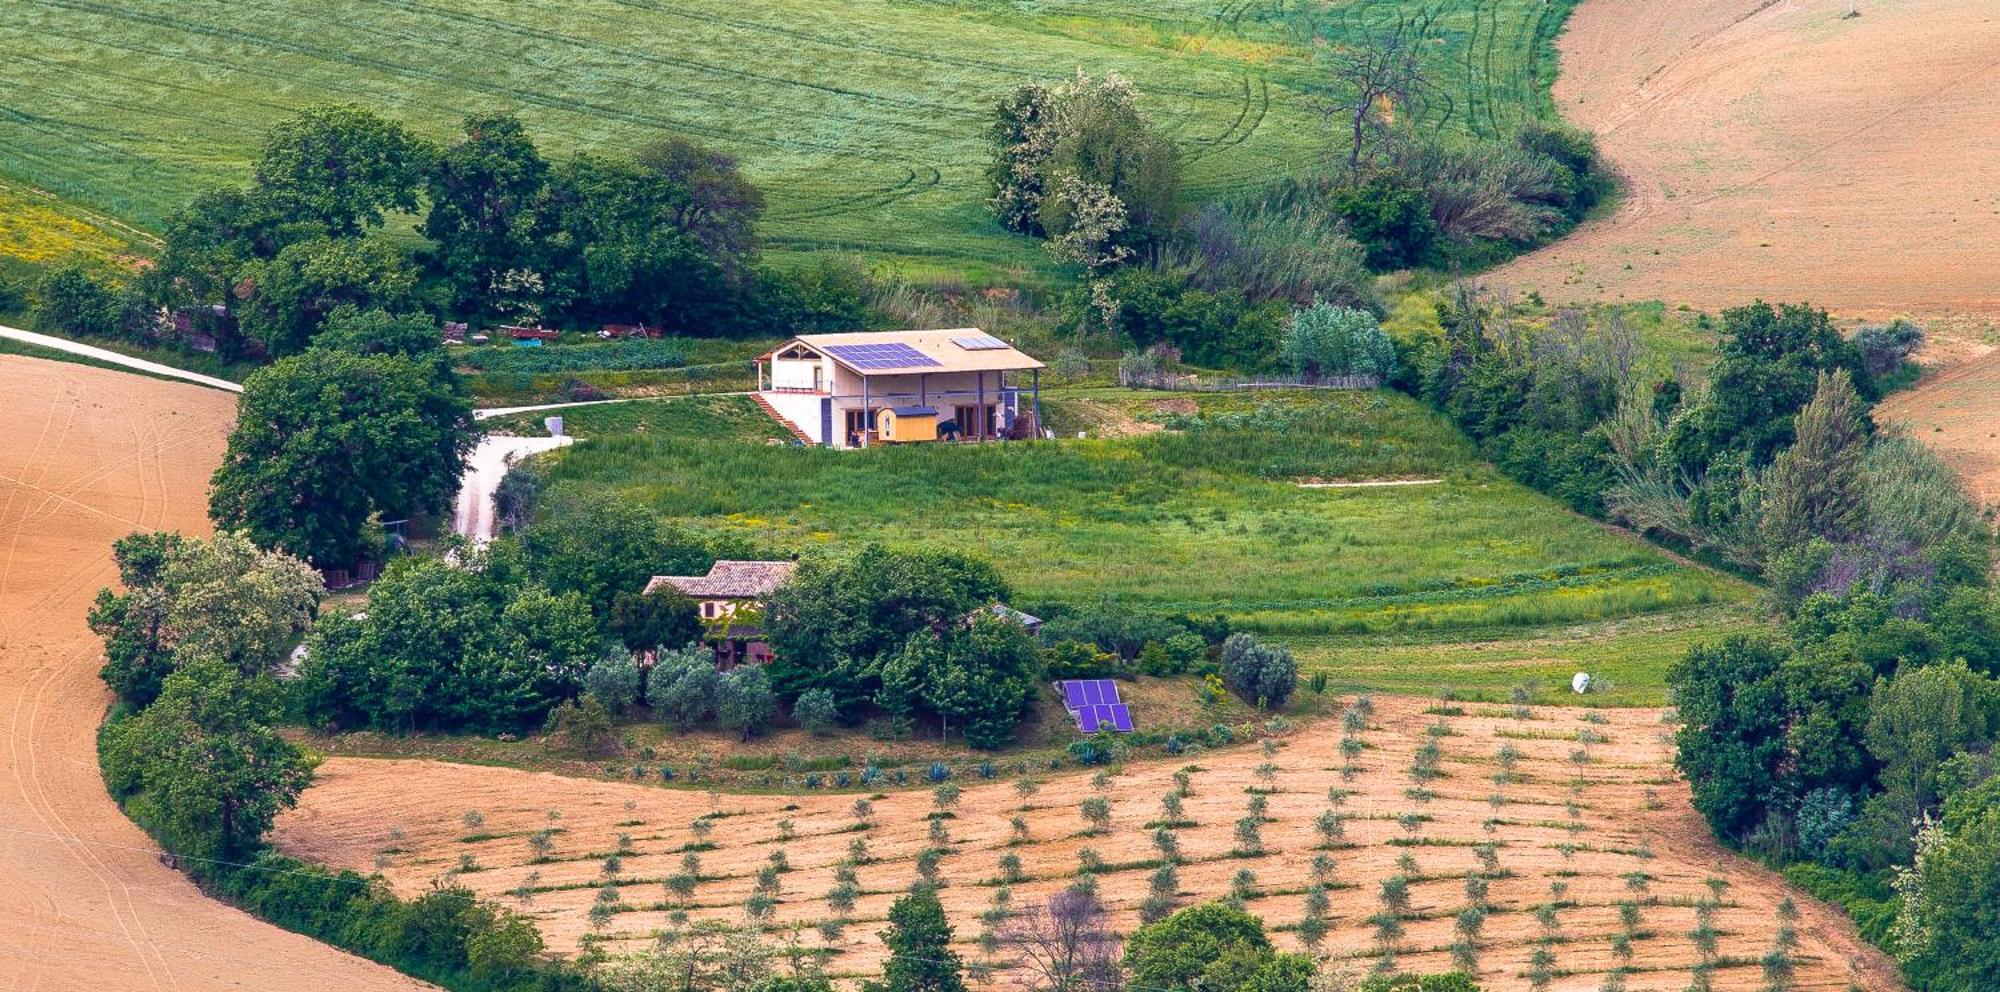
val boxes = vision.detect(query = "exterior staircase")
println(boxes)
[751,392,818,446]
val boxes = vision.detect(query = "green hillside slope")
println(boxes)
[0,0,1576,279]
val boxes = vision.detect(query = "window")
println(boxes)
[701,602,716,619]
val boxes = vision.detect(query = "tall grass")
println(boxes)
[535,389,1747,646]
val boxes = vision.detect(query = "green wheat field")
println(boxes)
[0,0,1577,279]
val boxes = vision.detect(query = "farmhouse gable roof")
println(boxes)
[644,560,796,599]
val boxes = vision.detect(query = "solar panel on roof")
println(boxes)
[952,333,1011,351]
[824,342,941,370]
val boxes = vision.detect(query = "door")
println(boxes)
[812,365,824,392]
[844,408,875,446]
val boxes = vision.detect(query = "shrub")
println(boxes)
[1795,787,1857,861]
[1218,633,1298,709]
[793,687,839,735]
[1279,300,1395,380]
[454,338,690,375]
[543,696,617,755]
[1044,640,1129,680]
[1852,318,1924,381]
[1325,171,1438,269]
[1163,200,1376,309]
[715,665,777,740]
[581,648,641,715]
[1105,268,1289,371]
[32,262,129,339]
[646,644,721,728]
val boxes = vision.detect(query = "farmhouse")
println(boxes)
[754,329,1045,448]
[643,560,796,666]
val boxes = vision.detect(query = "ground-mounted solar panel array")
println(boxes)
[1059,679,1134,734]
[824,343,940,370]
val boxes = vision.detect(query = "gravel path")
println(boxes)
[0,324,242,393]
[453,434,572,540]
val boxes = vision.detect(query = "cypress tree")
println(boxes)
[874,886,967,992]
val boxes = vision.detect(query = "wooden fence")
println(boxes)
[1117,370,1381,392]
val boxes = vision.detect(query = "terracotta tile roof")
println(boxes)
[644,560,796,599]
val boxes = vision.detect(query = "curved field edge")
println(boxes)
[0,355,422,992]
[1490,0,2000,319]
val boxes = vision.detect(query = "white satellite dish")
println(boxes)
[1571,672,1592,694]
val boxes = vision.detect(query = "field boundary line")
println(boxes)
[0,326,242,393]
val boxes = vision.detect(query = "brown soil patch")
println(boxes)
[1878,346,2000,506]
[1061,398,1166,438]
[0,355,423,990]
[279,697,1902,991]
[1492,0,2000,321]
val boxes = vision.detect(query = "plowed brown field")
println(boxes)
[1878,344,2000,506]
[279,698,1901,991]
[0,355,422,991]
[1492,0,2000,320]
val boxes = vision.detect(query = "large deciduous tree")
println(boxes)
[1669,634,1875,843]
[90,531,321,708]
[1124,902,1288,992]
[100,657,313,861]
[539,153,748,333]
[1894,781,2000,989]
[235,237,420,356]
[632,136,765,268]
[521,496,718,622]
[988,70,1179,253]
[608,586,703,654]
[1849,662,2000,865]
[253,104,433,238]
[999,885,1122,992]
[422,113,552,320]
[765,545,1010,709]
[295,551,600,733]
[1662,302,1872,474]
[921,613,1043,749]
[147,186,292,312]
[210,346,476,566]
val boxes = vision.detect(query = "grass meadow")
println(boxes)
[517,388,1753,701]
[0,0,1578,281]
